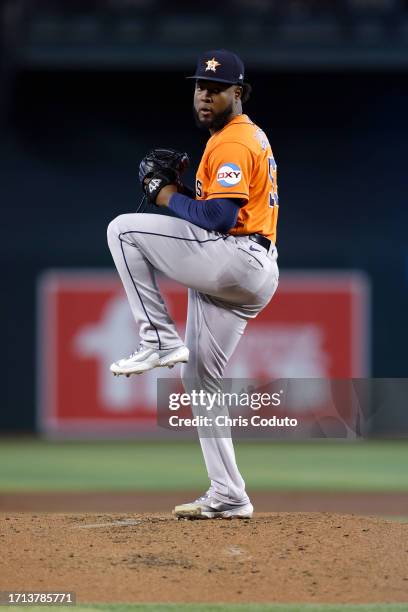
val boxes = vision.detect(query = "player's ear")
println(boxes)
[234,86,242,100]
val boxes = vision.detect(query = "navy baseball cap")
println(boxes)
[187,49,245,86]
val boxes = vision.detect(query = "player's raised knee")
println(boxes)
[107,215,125,245]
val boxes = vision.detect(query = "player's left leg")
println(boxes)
[107,213,195,375]
[107,212,277,376]
[107,214,185,351]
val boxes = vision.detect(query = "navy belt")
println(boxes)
[249,233,272,252]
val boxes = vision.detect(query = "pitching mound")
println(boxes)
[1,512,407,604]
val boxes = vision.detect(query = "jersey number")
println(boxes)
[196,179,203,198]
[267,156,278,208]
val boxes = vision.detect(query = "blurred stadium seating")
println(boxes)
[1,0,408,69]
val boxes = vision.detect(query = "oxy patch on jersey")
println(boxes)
[217,163,242,187]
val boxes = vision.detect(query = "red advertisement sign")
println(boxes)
[37,270,369,436]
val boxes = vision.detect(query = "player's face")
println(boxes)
[193,80,239,132]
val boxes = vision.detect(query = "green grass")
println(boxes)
[3,604,408,612]
[0,439,407,492]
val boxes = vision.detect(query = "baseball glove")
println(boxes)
[139,148,189,204]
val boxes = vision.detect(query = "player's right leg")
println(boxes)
[174,289,254,519]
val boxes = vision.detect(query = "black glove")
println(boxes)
[139,148,189,204]
[180,184,196,199]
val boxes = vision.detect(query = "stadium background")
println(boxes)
[1,1,408,433]
[0,1,407,608]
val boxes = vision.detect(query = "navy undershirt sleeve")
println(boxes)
[168,193,241,232]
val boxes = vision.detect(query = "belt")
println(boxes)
[249,233,272,253]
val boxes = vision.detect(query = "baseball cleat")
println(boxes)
[110,345,189,377]
[173,492,253,520]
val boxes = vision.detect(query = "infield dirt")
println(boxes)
[1,511,407,604]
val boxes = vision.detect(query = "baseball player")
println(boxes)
[107,49,279,519]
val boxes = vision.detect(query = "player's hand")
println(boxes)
[139,148,189,205]
[143,168,178,205]
[155,183,177,207]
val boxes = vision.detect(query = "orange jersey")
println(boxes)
[195,114,279,243]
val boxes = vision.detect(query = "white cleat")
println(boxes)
[110,345,189,377]
[173,492,253,520]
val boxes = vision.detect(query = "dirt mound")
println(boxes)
[1,512,407,603]
[1,490,408,514]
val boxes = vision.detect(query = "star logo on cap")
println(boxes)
[205,58,221,73]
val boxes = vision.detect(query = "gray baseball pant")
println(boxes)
[107,213,279,504]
